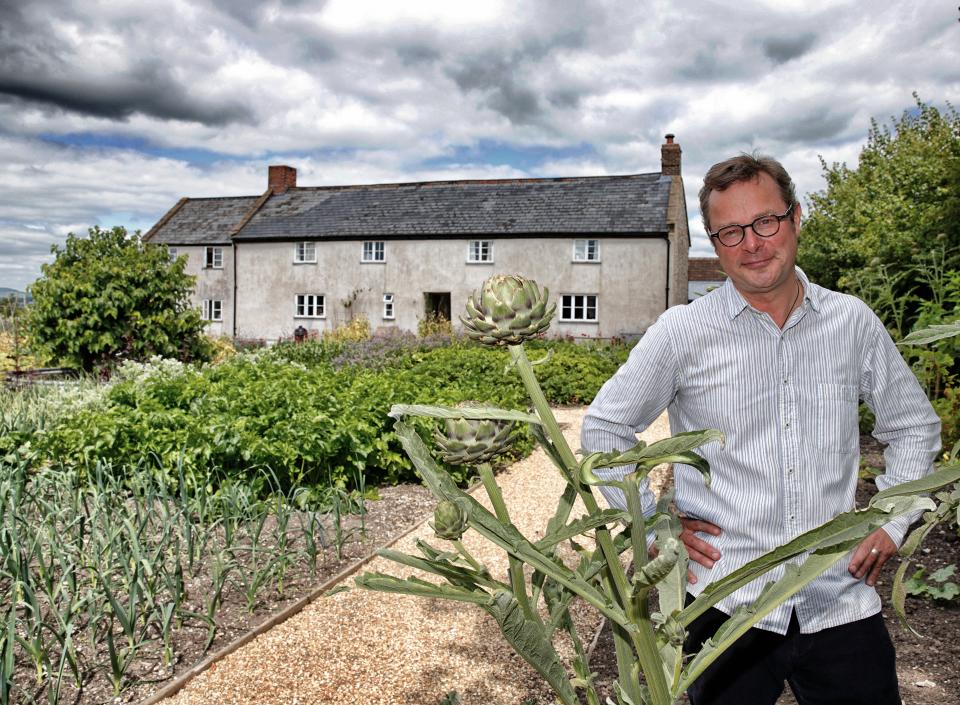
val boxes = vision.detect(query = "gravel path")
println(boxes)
[162,408,671,705]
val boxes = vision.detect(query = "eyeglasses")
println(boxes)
[708,204,795,247]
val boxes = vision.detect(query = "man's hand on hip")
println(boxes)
[849,527,897,587]
[679,517,722,585]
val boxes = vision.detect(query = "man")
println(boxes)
[581,154,941,704]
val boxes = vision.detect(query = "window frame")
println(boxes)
[466,240,494,264]
[559,294,599,323]
[168,246,179,262]
[573,239,601,262]
[361,240,385,263]
[294,241,317,264]
[383,292,395,320]
[202,299,223,322]
[295,293,326,319]
[204,246,223,269]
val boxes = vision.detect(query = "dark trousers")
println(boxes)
[683,602,901,705]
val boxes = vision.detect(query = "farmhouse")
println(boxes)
[145,136,690,340]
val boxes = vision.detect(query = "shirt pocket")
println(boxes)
[816,382,859,453]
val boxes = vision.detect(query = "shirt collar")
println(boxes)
[721,266,821,320]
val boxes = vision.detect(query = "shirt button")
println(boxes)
[788,468,794,474]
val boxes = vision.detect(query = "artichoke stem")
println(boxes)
[452,540,487,575]
[478,463,537,622]
[508,345,634,608]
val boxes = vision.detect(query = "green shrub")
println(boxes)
[25,338,631,494]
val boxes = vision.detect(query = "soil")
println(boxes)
[589,436,960,705]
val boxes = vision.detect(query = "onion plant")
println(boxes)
[356,274,960,705]
[0,445,369,703]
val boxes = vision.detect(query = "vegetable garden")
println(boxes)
[0,332,630,704]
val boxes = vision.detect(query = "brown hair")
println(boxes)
[699,153,797,232]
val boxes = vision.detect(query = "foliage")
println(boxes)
[326,315,371,343]
[797,98,960,414]
[27,226,212,372]
[905,564,960,603]
[9,338,624,495]
[798,97,959,299]
[0,457,363,702]
[354,274,960,705]
[0,296,45,371]
[418,311,454,338]
[207,335,237,363]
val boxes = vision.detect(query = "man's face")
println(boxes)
[707,172,801,300]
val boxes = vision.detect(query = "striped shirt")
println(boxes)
[581,268,941,634]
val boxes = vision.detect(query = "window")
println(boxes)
[560,294,598,322]
[204,246,223,269]
[168,246,179,261]
[362,241,385,262]
[383,293,395,319]
[202,299,223,322]
[467,240,493,263]
[295,294,325,318]
[573,239,600,262]
[294,242,316,263]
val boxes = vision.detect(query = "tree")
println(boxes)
[28,226,211,371]
[798,96,960,300]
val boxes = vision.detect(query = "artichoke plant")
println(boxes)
[354,276,960,705]
[433,402,516,465]
[432,500,469,541]
[460,274,555,346]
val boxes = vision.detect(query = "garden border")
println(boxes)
[137,500,443,705]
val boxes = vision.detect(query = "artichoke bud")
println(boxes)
[460,274,556,346]
[432,500,468,541]
[656,615,686,648]
[433,402,516,465]
[634,537,681,589]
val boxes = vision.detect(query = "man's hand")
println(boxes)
[848,527,897,587]
[679,517,722,585]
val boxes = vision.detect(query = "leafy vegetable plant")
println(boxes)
[904,564,959,602]
[355,274,960,705]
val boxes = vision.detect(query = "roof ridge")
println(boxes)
[278,172,658,193]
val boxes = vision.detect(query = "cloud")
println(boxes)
[0,0,957,289]
[0,64,254,125]
[762,34,817,64]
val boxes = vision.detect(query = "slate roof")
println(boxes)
[145,173,673,245]
[234,174,671,241]
[145,196,259,245]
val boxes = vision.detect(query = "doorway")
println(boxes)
[423,292,451,321]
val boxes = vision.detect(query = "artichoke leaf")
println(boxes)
[682,494,934,627]
[354,572,492,604]
[389,403,541,425]
[484,591,580,705]
[393,420,628,627]
[676,549,848,695]
[870,463,960,505]
[376,548,504,591]
[897,322,960,346]
[535,509,630,551]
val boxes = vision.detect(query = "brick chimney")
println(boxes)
[268,165,297,194]
[661,134,681,176]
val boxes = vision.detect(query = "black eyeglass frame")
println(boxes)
[708,203,796,247]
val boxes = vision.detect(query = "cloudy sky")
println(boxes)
[1,0,957,291]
